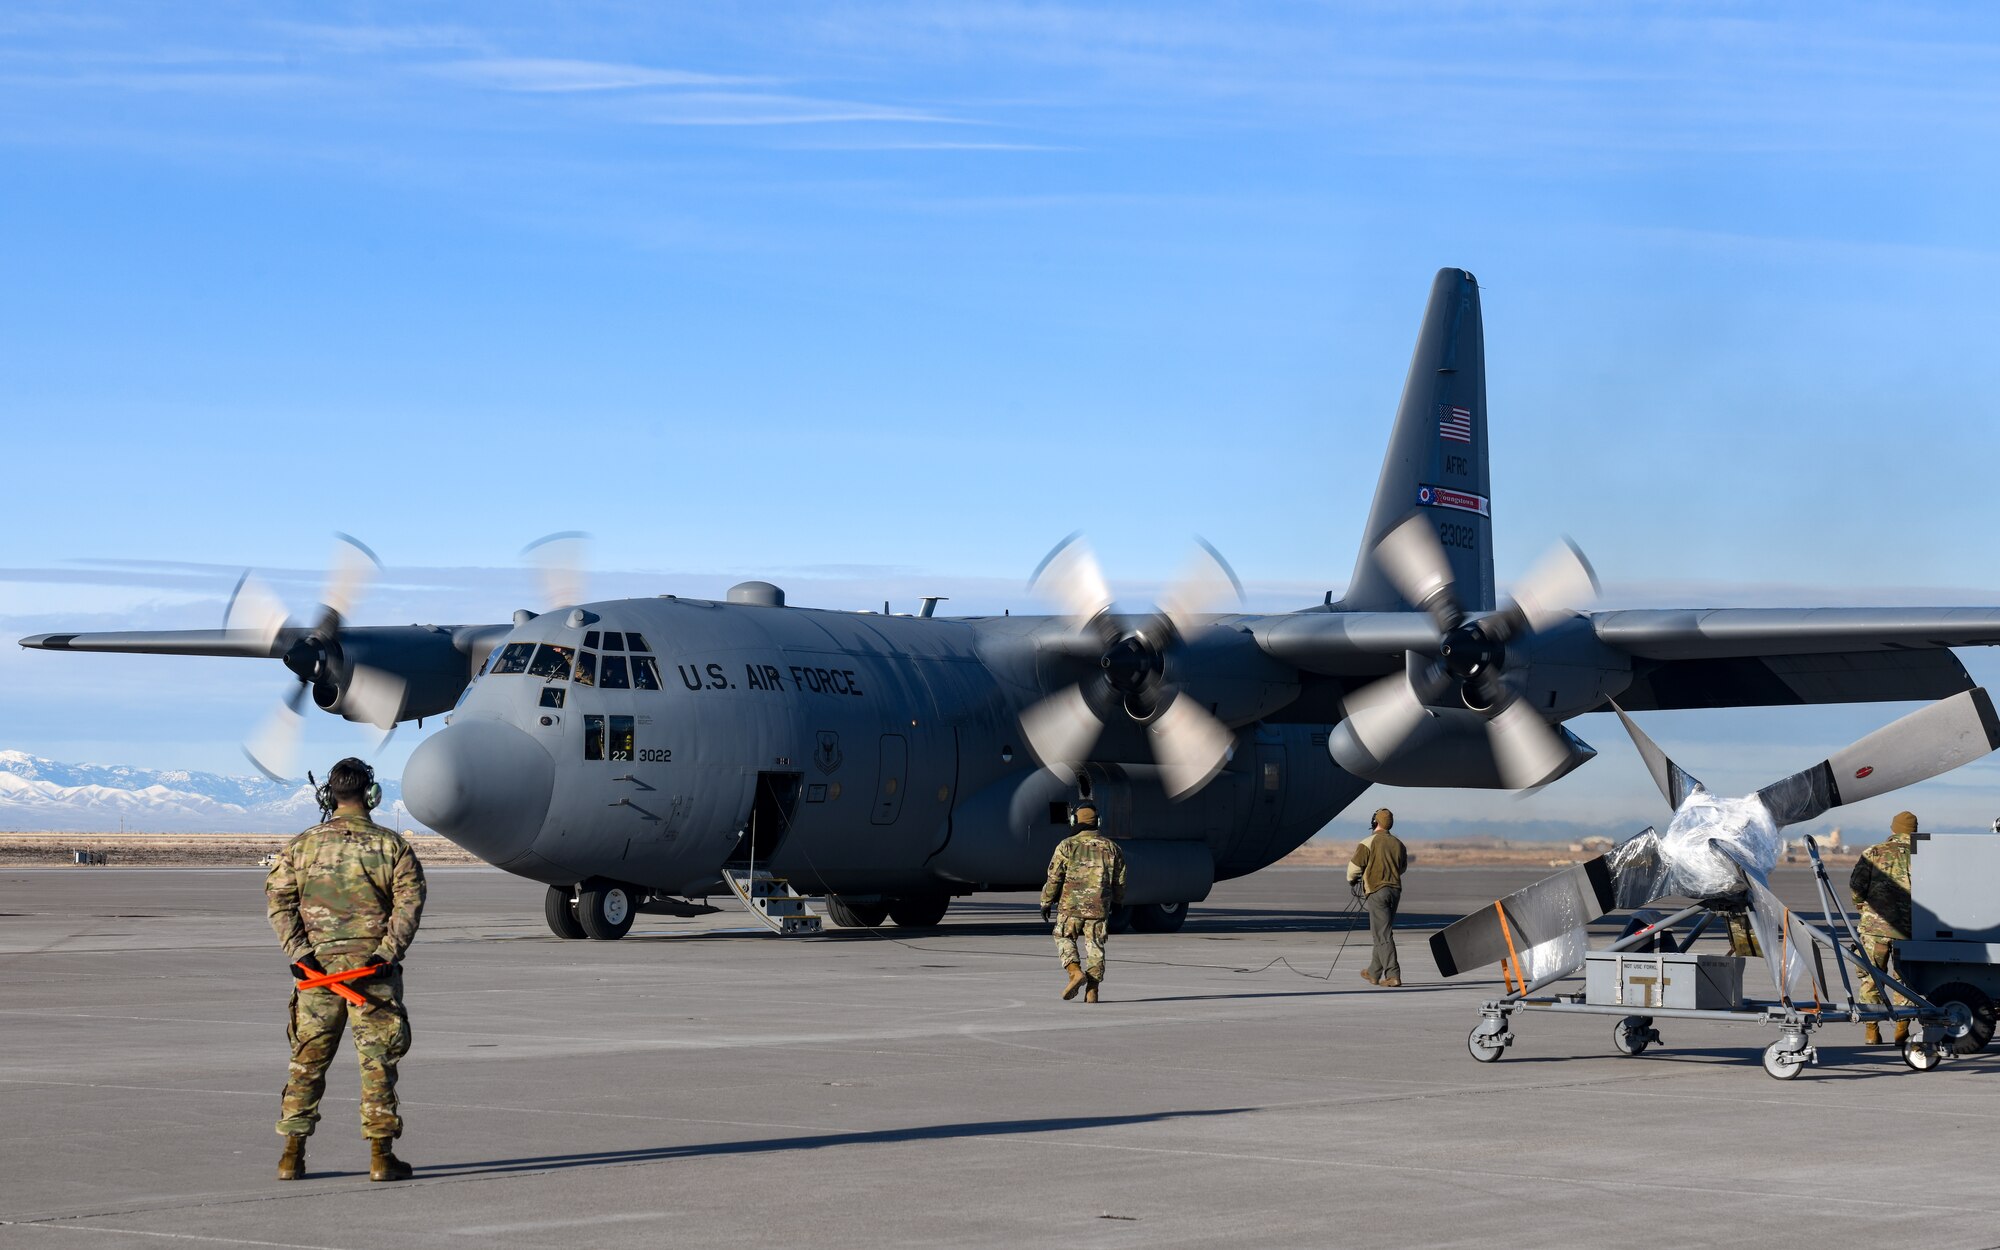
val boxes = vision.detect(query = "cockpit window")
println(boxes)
[632,656,662,690]
[574,651,597,686]
[626,632,652,652]
[527,644,574,681]
[600,655,631,689]
[491,642,536,675]
[601,631,626,651]
[583,630,601,649]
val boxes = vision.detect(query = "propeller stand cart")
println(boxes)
[1464,839,1974,1080]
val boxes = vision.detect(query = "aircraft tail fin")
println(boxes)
[1343,268,1495,612]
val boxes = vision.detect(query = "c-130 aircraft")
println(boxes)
[24,270,2000,941]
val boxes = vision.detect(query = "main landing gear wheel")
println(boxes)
[1927,982,1996,1055]
[1762,1039,1808,1081]
[544,885,586,940]
[1130,901,1189,933]
[1902,1036,1944,1072]
[577,879,635,940]
[1613,1016,1659,1056]
[1468,1027,1506,1063]
[887,893,950,928]
[825,895,890,928]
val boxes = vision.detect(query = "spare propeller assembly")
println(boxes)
[1018,534,1244,800]
[227,534,407,782]
[1328,514,1600,790]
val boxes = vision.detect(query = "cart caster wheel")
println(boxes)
[1762,1040,1808,1081]
[1613,1016,1659,1056]
[1902,1038,1943,1072]
[1468,1027,1507,1063]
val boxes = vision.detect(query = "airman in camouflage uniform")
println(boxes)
[1041,801,1126,1003]
[1850,810,1916,1045]
[266,758,426,1181]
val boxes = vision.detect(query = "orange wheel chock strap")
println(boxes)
[1495,902,1524,996]
[293,962,376,1006]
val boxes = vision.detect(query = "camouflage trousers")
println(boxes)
[1855,931,1911,1013]
[277,951,411,1139]
[1054,914,1109,980]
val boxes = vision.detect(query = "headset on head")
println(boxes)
[311,758,382,820]
[1067,797,1100,830]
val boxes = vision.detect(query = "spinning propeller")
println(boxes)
[228,535,406,782]
[1018,535,1244,800]
[1329,514,1599,790]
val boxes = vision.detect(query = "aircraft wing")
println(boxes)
[18,624,510,724]
[1593,607,2000,710]
[21,628,292,658]
[1589,607,2000,658]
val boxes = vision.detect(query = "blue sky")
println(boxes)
[5,2,2000,837]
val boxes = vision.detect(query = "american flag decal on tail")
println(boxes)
[1439,405,1473,443]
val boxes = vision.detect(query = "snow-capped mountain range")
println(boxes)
[0,751,408,833]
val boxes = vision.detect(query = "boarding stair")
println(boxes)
[721,868,824,936]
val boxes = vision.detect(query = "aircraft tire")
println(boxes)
[1129,902,1189,933]
[886,893,950,928]
[577,879,636,940]
[544,885,586,940]
[1106,905,1135,936]
[825,895,891,928]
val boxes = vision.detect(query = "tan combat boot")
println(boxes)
[277,1135,306,1181]
[1894,1019,1910,1045]
[1379,975,1402,988]
[1083,977,1100,1003]
[1062,962,1087,1000]
[368,1138,413,1182]
[1863,1022,1882,1045]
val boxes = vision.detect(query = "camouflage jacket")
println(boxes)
[267,810,427,964]
[1849,830,1912,940]
[1041,832,1127,920]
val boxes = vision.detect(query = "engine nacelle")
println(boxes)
[1327,705,1595,789]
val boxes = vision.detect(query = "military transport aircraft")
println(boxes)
[23,269,2000,941]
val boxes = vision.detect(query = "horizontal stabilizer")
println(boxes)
[1757,687,2000,827]
[1430,856,1615,978]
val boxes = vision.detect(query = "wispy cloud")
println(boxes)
[427,56,767,93]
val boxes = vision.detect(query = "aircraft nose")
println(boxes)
[403,719,554,868]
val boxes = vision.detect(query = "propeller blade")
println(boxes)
[1019,684,1104,779]
[320,533,381,621]
[1327,671,1435,774]
[343,663,409,732]
[1373,514,1460,631]
[1147,695,1235,799]
[1509,536,1599,633]
[1757,687,2000,827]
[1157,537,1245,636]
[1610,700,1706,810]
[1029,533,1114,624]
[521,531,591,610]
[244,682,310,782]
[1486,697,1573,790]
[223,571,291,653]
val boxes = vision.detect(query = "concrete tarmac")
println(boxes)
[2,863,1996,1249]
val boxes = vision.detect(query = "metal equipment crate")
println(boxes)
[1583,951,1743,1011]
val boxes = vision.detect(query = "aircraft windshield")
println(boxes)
[632,656,662,690]
[574,651,597,686]
[490,642,535,675]
[527,644,574,681]
[600,655,631,689]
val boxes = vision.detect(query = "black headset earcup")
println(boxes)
[365,781,383,811]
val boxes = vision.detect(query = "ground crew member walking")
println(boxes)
[1041,799,1126,1004]
[1348,808,1408,987]
[1850,810,1917,1045]
[266,758,426,1181]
